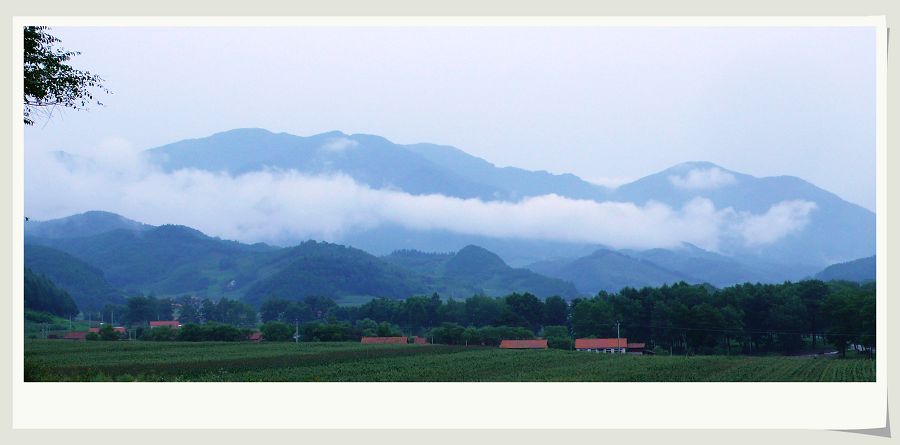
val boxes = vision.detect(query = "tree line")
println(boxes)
[82,279,874,356]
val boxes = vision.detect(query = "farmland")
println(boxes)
[24,340,875,382]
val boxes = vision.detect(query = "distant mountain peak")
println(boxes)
[26,211,152,240]
[209,127,275,138]
[667,161,727,172]
[446,245,508,274]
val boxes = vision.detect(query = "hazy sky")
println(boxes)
[25,25,876,212]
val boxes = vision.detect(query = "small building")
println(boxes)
[361,336,408,344]
[626,342,647,355]
[575,338,628,353]
[499,339,548,349]
[90,326,126,334]
[411,336,428,345]
[248,331,262,343]
[63,332,88,341]
[149,321,182,329]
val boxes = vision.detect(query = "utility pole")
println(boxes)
[616,320,621,354]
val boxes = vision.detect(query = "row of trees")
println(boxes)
[91,279,873,356]
[97,295,257,328]
[290,280,874,356]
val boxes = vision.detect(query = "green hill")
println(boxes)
[241,241,433,307]
[27,213,579,305]
[528,249,689,294]
[815,256,876,282]
[384,245,578,299]
[24,268,78,317]
[24,244,125,311]
[29,224,279,297]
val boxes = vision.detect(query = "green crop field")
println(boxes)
[23,340,875,382]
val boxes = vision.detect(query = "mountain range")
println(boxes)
[30,128,875,305]
[25,211,872,310]
[25,212,578,308]
[138,128,874,267]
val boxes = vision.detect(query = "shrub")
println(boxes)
[142,326,177,341]
[98,324,120,341]
[260,322,294,342]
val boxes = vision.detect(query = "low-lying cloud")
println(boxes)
[669,167,737,190]
[26,149,816,252]
[320,137,359,153]
[736,200,818,246]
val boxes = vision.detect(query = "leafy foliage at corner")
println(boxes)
[24,268,78,317]
[24,26,107,125]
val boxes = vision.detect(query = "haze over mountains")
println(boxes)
[139,128,874,263]
[28,128,876,304]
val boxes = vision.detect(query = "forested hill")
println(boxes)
[24,268,78,317]
[24,244,125,311]
[815,256,876,282]
[25,212,579,305]
[384,246,578,299]
[241,241,433,307]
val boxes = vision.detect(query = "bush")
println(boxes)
[176,323,204,341]
[142,326,177,341]
[98,324,120,341]
[85,332,100,341]
[300,321,353,342]
[174,322,249,342]
[547,337,573,350]
[203,323,248,341]
[543,325,572,350]
[260,322,294,342]
[25,309,55,324]
[427,323,466,345]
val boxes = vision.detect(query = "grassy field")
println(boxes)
[23,340,875,382]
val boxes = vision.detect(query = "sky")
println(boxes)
[24,26,876,209]
[23,25,876,252]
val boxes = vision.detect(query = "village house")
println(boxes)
[63,331,88,341]
[411,336,428,345]
[149,321,182,329]
[499,339,548,349]
[88,326,127,334]
[361,336,408,344]
[574,338,629,354]
[247,331,262,343]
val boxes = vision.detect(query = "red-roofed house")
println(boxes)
[499,339,548,349]
[361,336,408,344]
[575,338,628,353]
[149,321,182,329]
[248,331,262,342]
[63,331,88,341]
[411,336,428,345]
